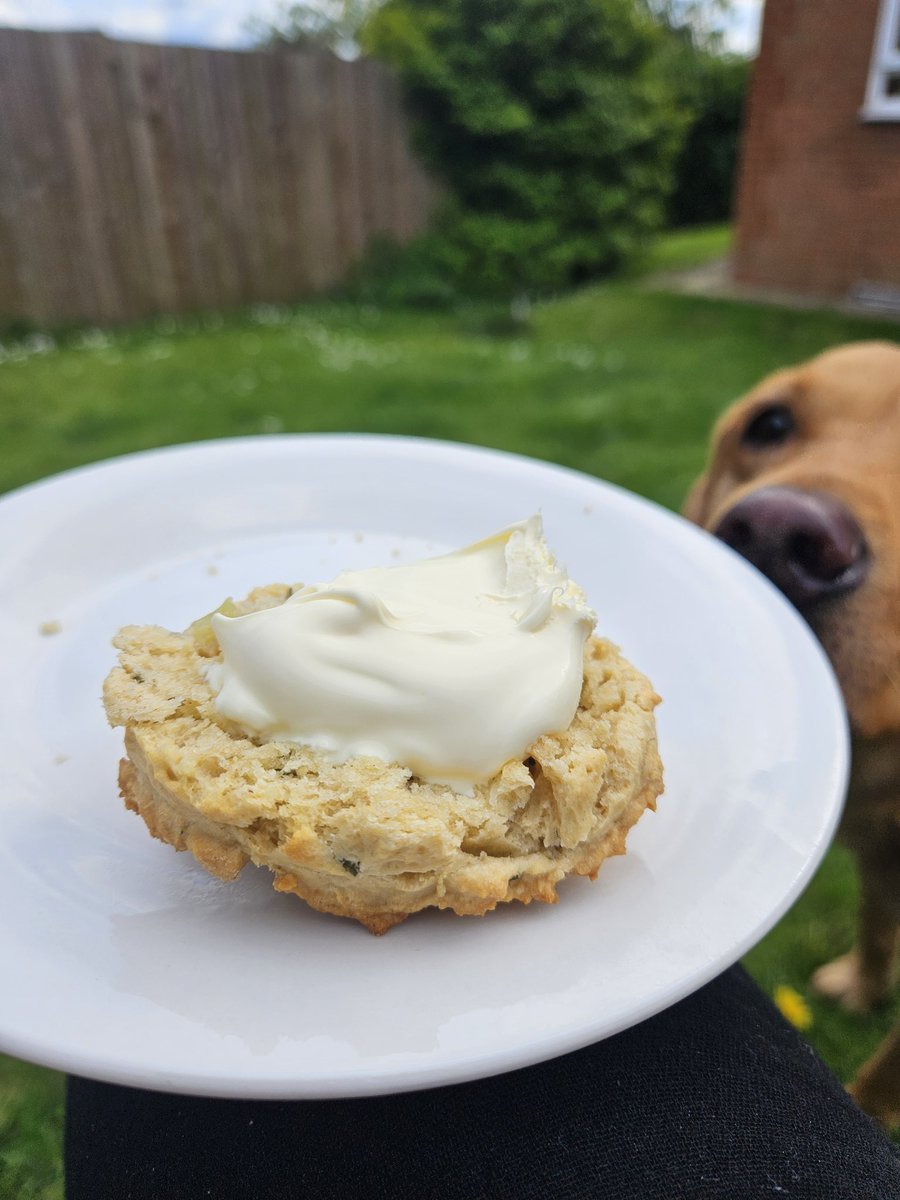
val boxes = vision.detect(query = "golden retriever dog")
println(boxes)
[684,341,900,1128]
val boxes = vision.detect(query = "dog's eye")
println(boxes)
[741,404,795,448]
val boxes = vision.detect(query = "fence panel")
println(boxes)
[0,28,436,324]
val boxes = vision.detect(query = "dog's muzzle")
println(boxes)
[714,486,870,611]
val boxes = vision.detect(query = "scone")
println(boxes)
[102,521,663,933]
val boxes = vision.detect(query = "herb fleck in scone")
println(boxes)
[102,523,663,933]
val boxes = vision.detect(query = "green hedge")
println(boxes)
[363,0,690,296]
[667,49,750,225]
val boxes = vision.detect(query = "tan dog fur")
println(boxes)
[685,341,900,1127]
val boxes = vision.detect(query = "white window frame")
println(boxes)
[862,0,900,121]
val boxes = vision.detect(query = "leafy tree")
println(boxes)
[666,48,749,224]
[246,0,383,57]
[648,0,749,225]
[361,0,690,295]
[647,0,735,49]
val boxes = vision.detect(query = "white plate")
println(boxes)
[0,435,847,1098]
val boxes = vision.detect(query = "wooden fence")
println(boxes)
[0,29,437,325]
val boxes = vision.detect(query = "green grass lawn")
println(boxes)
[2,224,899,1193]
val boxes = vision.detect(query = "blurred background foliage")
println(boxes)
[665,48,749,226]
[361,0,688,295]
[252,0,749,302]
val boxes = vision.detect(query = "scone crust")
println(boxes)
[104,585,663,933]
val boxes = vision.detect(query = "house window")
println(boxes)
[863,0,900,119]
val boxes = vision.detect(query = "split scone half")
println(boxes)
[103,585,663,934]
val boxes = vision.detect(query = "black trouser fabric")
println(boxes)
[65,965,900,1200]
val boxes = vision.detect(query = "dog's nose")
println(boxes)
[714,486,869,609]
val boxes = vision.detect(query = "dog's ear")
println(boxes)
[682,471,711,526]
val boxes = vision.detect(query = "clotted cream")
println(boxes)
[205,517,595,789]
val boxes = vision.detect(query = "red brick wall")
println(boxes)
[733,0,900,298]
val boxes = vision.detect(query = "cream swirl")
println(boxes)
[206,517,595,789]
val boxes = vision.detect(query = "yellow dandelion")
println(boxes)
[774,985,813,1030]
